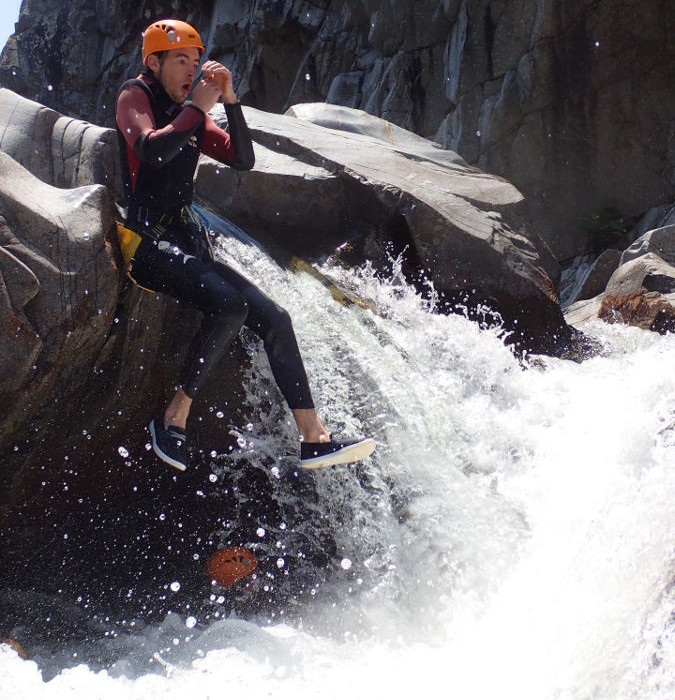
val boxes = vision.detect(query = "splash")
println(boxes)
[1,223,673,700]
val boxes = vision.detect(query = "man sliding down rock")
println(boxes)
[115,19,375,472]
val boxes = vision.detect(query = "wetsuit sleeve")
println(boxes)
[116,85,205,168]
[201,103,255,170]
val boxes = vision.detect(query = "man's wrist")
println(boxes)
[221,89,238,105]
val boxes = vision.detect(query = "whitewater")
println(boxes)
[1,218,673,699]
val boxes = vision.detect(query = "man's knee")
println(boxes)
[214,290,248,326]
[265,306,294,343]
[230,293,249,325]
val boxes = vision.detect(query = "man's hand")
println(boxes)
[201,60,238,104]
[191,78,222,114]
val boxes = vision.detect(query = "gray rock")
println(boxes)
[620,225,675,266]
[0,88,121,197]
[285,102,467,167]
[0,149,119,445]
[202,102,567,352]
[564,295,603,328]
[571,248,623,304]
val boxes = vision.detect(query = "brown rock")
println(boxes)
[599,253,675,333]
[0,636,29,659]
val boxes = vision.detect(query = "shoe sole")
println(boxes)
[300,438,376,470]
[149,420,187,472]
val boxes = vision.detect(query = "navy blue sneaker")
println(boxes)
[149,418,188,472]
[300,435,375,469]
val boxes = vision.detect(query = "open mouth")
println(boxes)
[182,83,191,93]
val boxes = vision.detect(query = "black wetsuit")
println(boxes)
[116,73,314,407]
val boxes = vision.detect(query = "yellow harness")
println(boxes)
[116,222,155,291]
[116,222,143,272]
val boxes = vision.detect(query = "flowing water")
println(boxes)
[1,218,674,699]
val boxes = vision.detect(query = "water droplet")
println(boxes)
[210,450,217,458]
[170,581,181,592]
[279,522,287,530]
[256,527,266,537]
[216,411,224,419]
[341,558,352,570]
[117,446,129,458]
[209,473,217,483]
[47,85,53,91]
[186,616,197,629]
[159,513,166,521]
[276,558,285,569]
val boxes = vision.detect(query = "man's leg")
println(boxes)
[129,239,248,469]
[164,388,192,430]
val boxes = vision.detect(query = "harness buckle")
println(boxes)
[136,205,150,224]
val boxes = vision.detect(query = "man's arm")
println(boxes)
[116,85,205,168]
[198,60,255,171]
[202,106,255,170]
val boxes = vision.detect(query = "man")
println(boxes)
[115,19,375,472]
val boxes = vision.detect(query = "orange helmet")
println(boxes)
[142,19,205,63]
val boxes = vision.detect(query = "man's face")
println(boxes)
[154,47,201,103]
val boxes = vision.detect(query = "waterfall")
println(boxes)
[1,212,673,699]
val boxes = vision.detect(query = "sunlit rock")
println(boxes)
[201,102,568,353]
[620,224,675,266]
[565,252,675,334]
[0,150,118,446]
[0,88,120,196]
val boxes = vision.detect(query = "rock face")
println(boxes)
[572,249,622,304]
[1,0,672,262]
[0,88,571,638]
